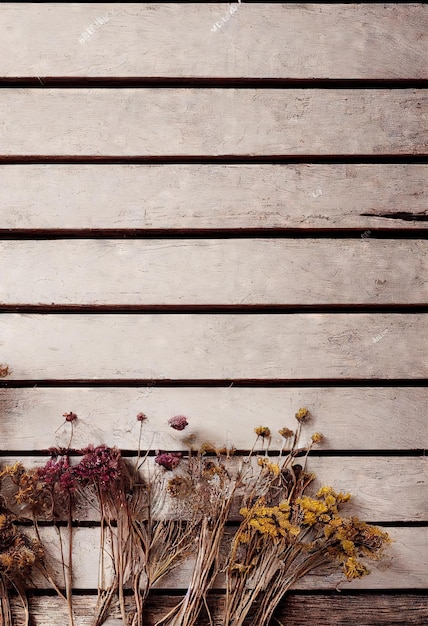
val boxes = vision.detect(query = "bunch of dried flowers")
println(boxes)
[223,410,390,626]
[0,508,44,626]
[0,407,391,626]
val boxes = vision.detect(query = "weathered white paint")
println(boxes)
[0,387,426,451]
[0,165,426,230]
[21,526,428,589]
[1,314,427,380]
[0,4,426,78]
[0,90,425,155]
[1,239,426,304]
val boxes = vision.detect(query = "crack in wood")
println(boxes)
[361,212,428,222]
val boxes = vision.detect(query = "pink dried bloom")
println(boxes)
[74,445,123,491]
[168,415,189,431]
[63,412,78,422]
[155,452,182,471]
[136,412,147,422]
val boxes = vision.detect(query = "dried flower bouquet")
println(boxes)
[0,408,390,626]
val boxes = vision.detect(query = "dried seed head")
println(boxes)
[279,427,294,439]
[254,426,271,438]
[0,365,9,378]
[167,475,191,498]
[311,432,324,444]
[63,412,77,422]
[168,415,189,431]
[295,408,310,423]
[136,412,147,422]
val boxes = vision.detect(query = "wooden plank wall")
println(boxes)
[0,3,427,624]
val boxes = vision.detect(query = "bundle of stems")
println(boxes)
[0,456,74,626]
[155,447,244,626]
[223,412,390,626]
[129,483,199,626]
[0,407,391,626]
[0,506,44,626]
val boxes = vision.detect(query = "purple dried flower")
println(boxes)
[155,452,182,471]
[168,415,188,431]
[74,445,123,491]
[37,454,76,493]
[136,412,147,422]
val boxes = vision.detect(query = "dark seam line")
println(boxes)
[13,520,428,529]
[1,379,427,389]
[0,155,427,164]
[1,78,427,88]
[0,305,427,314]
[0,229,427,239]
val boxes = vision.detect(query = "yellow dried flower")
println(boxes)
[295,408,310,423]
[254,426,271,438]
[257,457,280,476]
[316,486,334,497]
[236,531,251,544]
[311,432,324,443]
[344,557,369,580]
[325,494,336,507]
[341,539,356,556]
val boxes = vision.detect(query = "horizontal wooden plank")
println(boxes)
[9,593,428,626]
[1,387,426,451]
[0,164,426,230]
[0,90,425,156]
[1,240,426,305]
[3,456,426,522]
[19,526,428,590]
[0,4,426,79]
[1,314,426,380]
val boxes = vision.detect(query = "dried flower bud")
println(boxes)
[0,365,9,377]
[168,415,189,431]
[311,432,324,444]
[254,426,271,438]
[279,427,294,439]
[295,408,310,423]
[63,412,77,422]
[136,412,147,422]
[155,452,182,471]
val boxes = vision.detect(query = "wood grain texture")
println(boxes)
[2,456,426,523]
[0,4,426,78]
[1,314,426,380]
[0,89,426,156]
[1,239,426,305]
[0,387,426,451]
[9,594,428,626]
[0,164,426,230]
[13,526,428,590]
